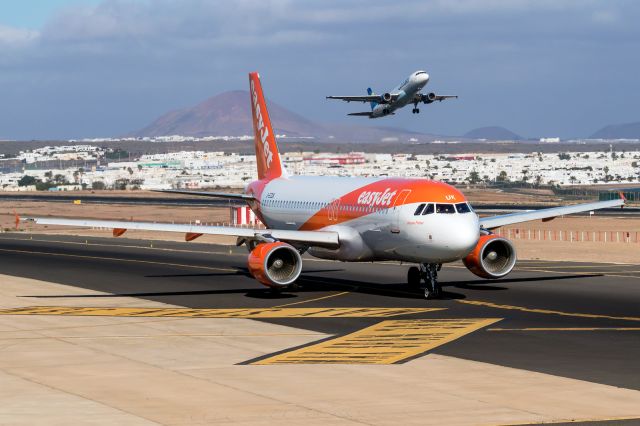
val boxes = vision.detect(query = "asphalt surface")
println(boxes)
[0,233,639,394]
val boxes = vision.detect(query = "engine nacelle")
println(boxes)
[381,92,392,102]
[247,242,302,287]
[462,235,516,279]
[422,92,437,104]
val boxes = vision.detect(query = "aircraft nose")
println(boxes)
[446,214,479,255]
[420,73,429,84]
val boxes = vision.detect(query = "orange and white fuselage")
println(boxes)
[247,176,479,263]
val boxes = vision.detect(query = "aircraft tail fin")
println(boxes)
[249,72,287,180]
[367,87,378,111]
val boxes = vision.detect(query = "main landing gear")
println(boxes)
[412,103,420,114]
[407,263,442,299]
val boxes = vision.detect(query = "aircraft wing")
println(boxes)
[479,198,625,230]
[154,190,254,200]
[347,112,373,117]
[433,95,458,101]
[419,93,458,103]
[326,95,397,104]
[24,217,339,248]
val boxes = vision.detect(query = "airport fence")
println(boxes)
[495,228,640,243]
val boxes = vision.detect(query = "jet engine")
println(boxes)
[462,235,516,279]
[381,92,392,102]
[422,92,437,104]
[247,242,302,287]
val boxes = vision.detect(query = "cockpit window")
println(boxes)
[422,203,434,215]
[435,203,455,214]
[414,203,426,215]
[455,202,472,214]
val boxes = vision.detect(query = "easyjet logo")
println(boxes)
[357,188,397,207]
[250,80,273,168]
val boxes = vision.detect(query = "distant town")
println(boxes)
[0,137,639,192]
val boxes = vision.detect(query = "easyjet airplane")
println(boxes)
[27,73,626,299]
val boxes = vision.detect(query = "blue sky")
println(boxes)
[0,0,638,140]
[3,1,101,27]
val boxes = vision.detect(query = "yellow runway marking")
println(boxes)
[488,327,640,332]
[458,300,640,322]
[253,318,500,365]
[0,306,443,318]
[0,248,237,272]
[274,291,350,308]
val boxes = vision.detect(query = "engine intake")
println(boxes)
[462,235,516,279]
[422,92,437,104]
[381,92,392,102]
[247,242,302,287]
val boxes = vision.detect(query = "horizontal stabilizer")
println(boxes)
[347,112,373,117]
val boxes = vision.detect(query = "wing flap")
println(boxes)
[27,217,339,247]
[479,199,625,230]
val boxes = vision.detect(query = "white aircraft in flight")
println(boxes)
[326,70,457,118]
[26,72,625,299]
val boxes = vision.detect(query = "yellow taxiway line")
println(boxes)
[0,306,444,319]
[458,299,640,322]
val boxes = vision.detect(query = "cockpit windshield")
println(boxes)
[455,203,472,214]
[435,204,456,214]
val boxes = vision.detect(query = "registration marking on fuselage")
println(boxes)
[0,306,444,318]
[252,318,501,365]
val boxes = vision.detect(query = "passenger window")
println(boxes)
[455,203,471,214]
[414,203,426,215]
[422,203,434,215]
[436,204,455,214]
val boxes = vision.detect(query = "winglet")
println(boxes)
[619,191,626,208]
[14,211,20,230]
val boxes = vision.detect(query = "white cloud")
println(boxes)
[0,25,39,47]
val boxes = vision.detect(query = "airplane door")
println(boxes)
[391,189,411,233]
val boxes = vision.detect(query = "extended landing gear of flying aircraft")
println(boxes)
[407,263,442,299]
[412,104,420,114]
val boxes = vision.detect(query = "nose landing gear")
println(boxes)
[407,263,442,299]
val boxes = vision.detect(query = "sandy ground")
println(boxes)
[2,200,639,264]
[1,274,640,425]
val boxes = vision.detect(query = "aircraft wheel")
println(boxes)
[416,108,420,114]
[424,287,433,299]
[407,266,421,287]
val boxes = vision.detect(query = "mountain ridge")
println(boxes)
[463,126,522,140]
[130,90,447,143]
[590,121,640,139]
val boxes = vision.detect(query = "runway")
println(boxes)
[1,233,638,393]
